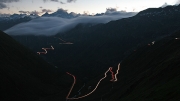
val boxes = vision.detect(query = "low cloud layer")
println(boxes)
[5,12,137,36]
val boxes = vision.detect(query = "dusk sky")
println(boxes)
[0,0,179,15]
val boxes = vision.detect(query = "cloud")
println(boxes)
[176,0,180,5]
[19,10,41,15]
[105,8,117,13]
[0,0,19,9]
[19,9,53,15]
[19,10,29,14]
[50,0,59,2]
[43,0,59,3]
[161,2,168,8]
[5,11,137,36]
[83,11,90,15]
[67,0,76,3]
[60,1,65,4]
[0,2,6,9]
[43,0,74,4]
[42,9,53,13]
[0,0,20,3]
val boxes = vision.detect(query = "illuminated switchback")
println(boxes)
[37,45,54,55]
[54,37,67,43]
[114,63,120,82]
[54,37,74,44]
[66,63,121,100]
[109,67,115,81]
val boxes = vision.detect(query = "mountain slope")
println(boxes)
[77,30,180,101]
[12,5,180,78]
[0,30,69,101]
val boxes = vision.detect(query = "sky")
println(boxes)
[0,0,179,15]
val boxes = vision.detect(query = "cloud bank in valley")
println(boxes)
[5,11,137,36]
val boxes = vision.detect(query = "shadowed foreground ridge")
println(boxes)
[83,31,180,101]
[1,30,180,101]
[0,30,68,101]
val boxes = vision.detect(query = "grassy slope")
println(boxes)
[0,31,69,101]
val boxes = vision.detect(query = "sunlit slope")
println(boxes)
[107,31,180,101]
[0,31,66,101]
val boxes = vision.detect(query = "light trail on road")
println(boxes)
[37,45,54,55]
[54,37,67,43]
[66,63,121,100]
[109,67,115,81]
[66,67,111,100]
[54,37,74,44]
[66,72,76,100]
[152,41,155,45]
[59,42,73,45]
[114,63,120,82]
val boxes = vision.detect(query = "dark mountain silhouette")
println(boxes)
[11,4,180,79]
[1,5,180,101]
[0,30,81,101]
[1,30,180,101]
[70,30,180,101]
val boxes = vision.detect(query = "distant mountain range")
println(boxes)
[0,14,38,31]
[41,8,81,18]
[0,8,136,32]
[0,9,80,31]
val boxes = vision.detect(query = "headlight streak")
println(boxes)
[78,83,85,93]
[54,37,67,43]
[66,63,121,100]
[54,37,74,44]
[175,38,180,40]
[152,41,155,45]
[37,45,54,55]
[59,42,74,45]
[66,67,111,100]
[114,63,120,82]
[109,67,115,81]
[66,72,76,100]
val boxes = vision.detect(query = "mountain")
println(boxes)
[0,30,75,101]
[11,4,180,79]
[70,30,180,101]
[42,9,80,18]
[1,30,180,101]
[1,5,180,101]
[0,14,39,31]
